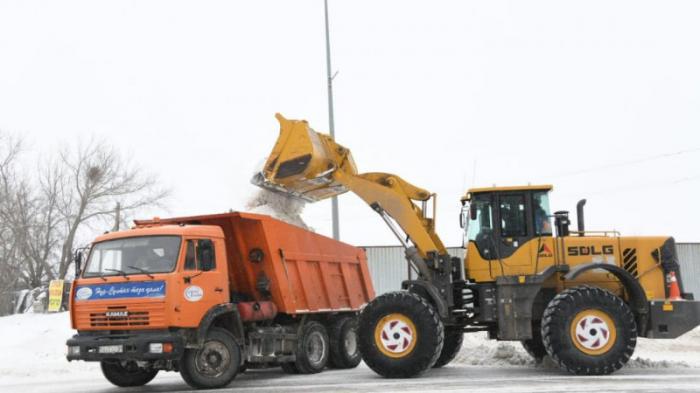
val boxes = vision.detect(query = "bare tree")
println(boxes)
[54,139,169,278]
[0,133,26,295]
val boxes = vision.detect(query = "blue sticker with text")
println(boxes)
[74,281,166,301]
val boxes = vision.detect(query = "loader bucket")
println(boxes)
[251,113,358,202]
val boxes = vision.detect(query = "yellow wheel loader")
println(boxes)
[253,113,700,377]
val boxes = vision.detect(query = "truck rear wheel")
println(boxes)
[328,316,362,369]
[100,360,158,387]
[542,286,637,375]
[180,327,241,389]
[358,291,444,378]
[293,321,330,374]
[432,328,463,368]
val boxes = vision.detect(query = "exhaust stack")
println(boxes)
[576,199,587,234]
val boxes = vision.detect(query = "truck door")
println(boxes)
[176,238,228,327]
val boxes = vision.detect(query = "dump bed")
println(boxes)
[136,212,375,315]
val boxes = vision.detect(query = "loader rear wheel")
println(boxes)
[432,329,463,368]
[180,327,241,389]
[521,323,547,362]
[328,316,362,369]
[359,291,444,378]
[293,321,330,374]
[542,286,637,375]
[100,360,158,387]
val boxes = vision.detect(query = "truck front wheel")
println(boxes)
[358,291,444,378]
[542,286,637,375]
[100,360,158,387]
[180,327,241,389]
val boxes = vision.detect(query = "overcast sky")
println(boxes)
[1,0,699,246]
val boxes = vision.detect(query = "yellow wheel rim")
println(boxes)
[570,309,617,356]
[374,313,417,358]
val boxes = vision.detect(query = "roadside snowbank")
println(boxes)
[0,312,98,381]
[453,329,700,368]
[245,189,312,231]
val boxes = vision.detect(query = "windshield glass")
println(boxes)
[83,236,181,277]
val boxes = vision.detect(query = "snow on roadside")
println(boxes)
[245,188,312,231]
[453,328,700,368]
[0,312,98,382]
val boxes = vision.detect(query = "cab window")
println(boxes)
[533,191,553,236]
[499,195,527,237]
[183,239,216,271]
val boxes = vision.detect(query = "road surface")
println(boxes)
[3,364,700,393]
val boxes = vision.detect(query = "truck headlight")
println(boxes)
[67,346,80,356]
[149,343,163,353]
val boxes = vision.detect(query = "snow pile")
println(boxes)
[245,188,312,231]
[0,312,98,381]
[452,328,700,368]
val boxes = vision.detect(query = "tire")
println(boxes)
[292,321,330,374]
[358,291,444,378]
[100,360,158,387]
[521,323,547,362]
[432,329,463,368]
[280,361,299,374]
[541,286,637,375]
[328,316,362,369]
[180,327,241,389]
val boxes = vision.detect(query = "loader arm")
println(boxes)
[253,114,448,265]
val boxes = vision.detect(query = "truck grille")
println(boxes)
[90,307,149,327]
[74,302,166,330]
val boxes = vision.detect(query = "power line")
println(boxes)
[549,147,700,179]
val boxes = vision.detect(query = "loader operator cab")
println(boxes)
[461,185,553,260]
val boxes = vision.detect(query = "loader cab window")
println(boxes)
[466,194,497,258]
[499,195,527,237]
[533,191,552,236]
[184,239,216,271]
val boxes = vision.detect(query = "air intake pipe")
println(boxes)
[576,199,587,234]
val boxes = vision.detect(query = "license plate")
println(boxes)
[98,345,123,354]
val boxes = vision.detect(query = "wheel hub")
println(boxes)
[195,340,231,377]
[306,331,326,366]
[570,309,617,355]
[374,313,417,358]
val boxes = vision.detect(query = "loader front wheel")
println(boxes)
[359,291,444,378]
[542,286,637,375]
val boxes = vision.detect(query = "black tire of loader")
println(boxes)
[432,329,463,368]
[100,360,158,387]
[328,316,362,369]
[521,323,547,362]
[541,285,637,375]
[358,291,444,378]
[180,327,241,389]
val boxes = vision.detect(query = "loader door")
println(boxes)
[495,193,531,259]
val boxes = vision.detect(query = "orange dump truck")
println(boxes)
[66,212,374,389]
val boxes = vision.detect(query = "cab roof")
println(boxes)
[461,184,553,202]
[93,224,224,244]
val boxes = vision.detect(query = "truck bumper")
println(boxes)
[645,300,700,338]
[66,330,185,362]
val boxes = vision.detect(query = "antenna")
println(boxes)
[324,0,340,240]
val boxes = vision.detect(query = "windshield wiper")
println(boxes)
[104,268,130,280]
[128,266,155,279]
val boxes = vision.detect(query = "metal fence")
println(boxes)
[364,243,700,296]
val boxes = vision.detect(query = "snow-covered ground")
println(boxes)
[0,311,698,387]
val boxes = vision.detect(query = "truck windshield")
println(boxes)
[83,236,181,278]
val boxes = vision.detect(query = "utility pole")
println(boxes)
[324,0,340,240]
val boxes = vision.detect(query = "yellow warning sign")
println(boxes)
[48,280,64,312]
